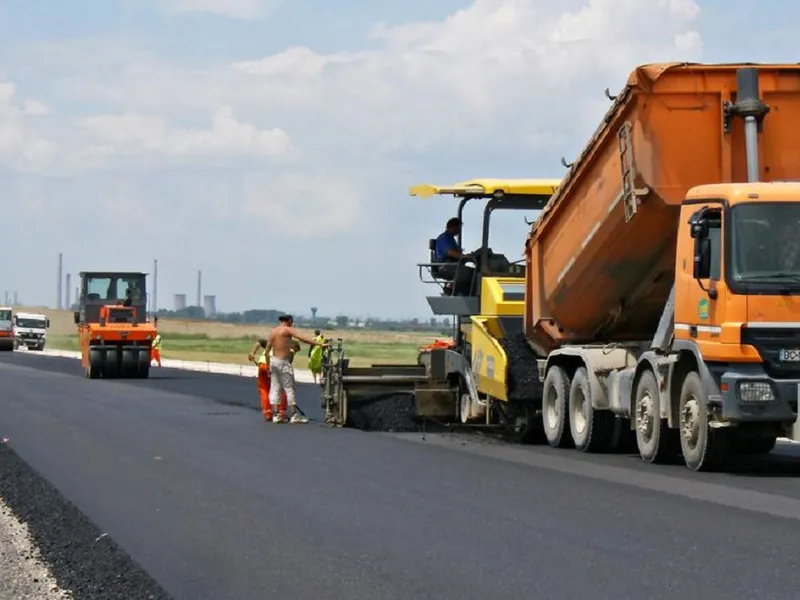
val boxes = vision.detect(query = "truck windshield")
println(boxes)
[0,309,10,321]
[17,318,45,328]
[730,202,800,285]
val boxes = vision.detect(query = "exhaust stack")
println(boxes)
[726,67,771,183]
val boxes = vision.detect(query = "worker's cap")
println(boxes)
[446,217,462,228]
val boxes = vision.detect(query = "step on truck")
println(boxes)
[74,271,157,378]
[322,62,800,472]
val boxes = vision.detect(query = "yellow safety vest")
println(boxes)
[257,347,269,365]
[153,334,162,349]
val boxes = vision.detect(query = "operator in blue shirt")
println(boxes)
[434,217,476,295]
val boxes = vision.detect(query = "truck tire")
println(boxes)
[542,366,572,448]
[569,367,615,452]
[634,370,678,463]
[678,371,730,471]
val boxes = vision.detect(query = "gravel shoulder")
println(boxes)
[0,494,72,600]
[0,444,172,600]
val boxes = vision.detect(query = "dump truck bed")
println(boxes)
[524,62,800,353]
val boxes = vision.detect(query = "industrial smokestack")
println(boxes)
[196,270,201,307]
[13,292,17,305]
[153,259,158,317]
[65,273,71,309]
[57,253,63,309]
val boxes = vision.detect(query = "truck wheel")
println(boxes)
[678,371,729,471]
[634,370,678,463]
[542,366,572,448]
[569,367,614,452]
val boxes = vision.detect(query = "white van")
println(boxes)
[13,312,49,351]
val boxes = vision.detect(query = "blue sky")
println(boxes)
[0,0,795,319]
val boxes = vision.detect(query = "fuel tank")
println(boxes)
[524,62,800,352]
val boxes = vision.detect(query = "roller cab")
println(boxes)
[75,271,156,379]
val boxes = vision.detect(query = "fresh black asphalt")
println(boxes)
[2,352,800,599]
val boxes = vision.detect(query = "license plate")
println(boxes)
[780,349,800,362]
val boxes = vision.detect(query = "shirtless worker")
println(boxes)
[264,314,329,424]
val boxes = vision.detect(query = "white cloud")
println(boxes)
[159,0,281,19]
[0,81,57,171]
[65,0,702,161]
[242,172,364,236]
[22,99,51,116]
[79,106,296,162]
[2,0,708,313]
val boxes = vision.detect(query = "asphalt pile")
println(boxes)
[345,391,422,432]
[0,444,172,600]
[497,333,542,402]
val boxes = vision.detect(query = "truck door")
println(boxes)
[676,202,727,345]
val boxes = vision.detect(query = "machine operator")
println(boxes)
[434,217,476,296]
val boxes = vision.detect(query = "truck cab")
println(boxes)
[13,312,50,351]
[0,306,13,351]
[677,183,800,429]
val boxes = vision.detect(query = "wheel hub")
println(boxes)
[637,394,653,440]
[681,397,700,447]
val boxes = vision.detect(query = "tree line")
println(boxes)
[154,307,452,332]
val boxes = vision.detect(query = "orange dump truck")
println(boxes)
[526,62,800,470]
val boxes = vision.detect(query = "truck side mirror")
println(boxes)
[690,220,709,239]
[46,318,50,328]
[73,311,80,324]
[12,316,17,325]
[693,236,711,280]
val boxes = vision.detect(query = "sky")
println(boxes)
[0,0,797,319]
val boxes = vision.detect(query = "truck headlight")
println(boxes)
[738,381,775,403]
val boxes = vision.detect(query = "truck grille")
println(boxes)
[741,327,800,378]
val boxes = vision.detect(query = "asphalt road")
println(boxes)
[3,352,800,599]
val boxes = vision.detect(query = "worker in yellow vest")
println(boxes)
[248,338,290,422]
[151,332,162,366]
[307,330,325,384]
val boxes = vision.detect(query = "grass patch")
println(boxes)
[46,333,429,369]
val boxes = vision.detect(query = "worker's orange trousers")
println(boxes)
[152,348,162,366]
[257,363,287,418]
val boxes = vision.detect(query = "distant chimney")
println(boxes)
[57,253,63,309]
[65,273,71,308]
